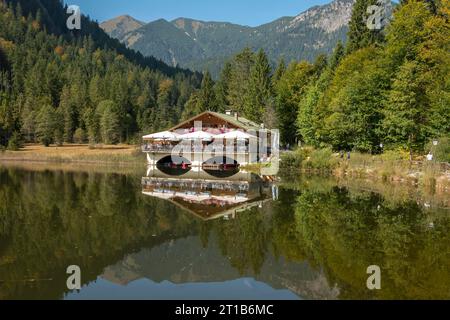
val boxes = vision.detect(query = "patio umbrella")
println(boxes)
[180,131,215,142]
[215,130,257,140]
[143,131,180,141]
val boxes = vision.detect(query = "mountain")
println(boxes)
[0,0,202,148]
[4,0,196,77]
[100,15,145,40]
[101,0,355,76]
[102,236,340,300]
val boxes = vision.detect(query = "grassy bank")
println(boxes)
[280,174,450,210]
[281,147,450,194]
[0,144,145,165]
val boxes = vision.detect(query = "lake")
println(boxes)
[0,163,448,300]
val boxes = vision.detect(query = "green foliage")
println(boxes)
[346,0,385,54]
[36,104,58,147]
[112,2,351,79]
[280,150,306,171]
[98,100,121,145]
[6,131,22,150]
[273,57,286,84]
[281,147,339,172]
[226,47,254,115]
[275,61,316,145]
[323,46,387,152]
[426,137,450,162]
[197,71,217,112]
[294,186,450,299]
[0,1,200,148]
[382,61,429,154]
[244,49,273,123]
[73,127,87,144]
[303,148,339,171]
[211,48,274,125]
[295,0,450,155]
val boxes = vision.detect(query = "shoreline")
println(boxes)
[280,149,450,195]
[2,144,449,195]
[0,143,145,165]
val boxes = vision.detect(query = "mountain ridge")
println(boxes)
[101,0,355,76]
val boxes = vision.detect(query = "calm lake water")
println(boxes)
[0,163,448,300]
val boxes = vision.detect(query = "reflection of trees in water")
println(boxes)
[0,168,198,300]
[0,167,448,300]
[294,187,450,300]
[213,207,270,275]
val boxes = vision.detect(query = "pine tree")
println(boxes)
[60,85,77,143]
[36,104,57,147]
[347,0,385,54]
[84,107,100,144]
[0,2,200,147]
[181,92,200,120]
[329,41,345,70]
[276,61,315,145]
[197,71,216,112]
[215,62,232,112]
[273,57,286,84]
[227,47,254,114]
[98,100,121,145]
[244,49,272,123]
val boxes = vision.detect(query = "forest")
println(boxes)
[184,0,449,156]
[0,0,449,158]
[0,0,202,149]
[0,167,447,299]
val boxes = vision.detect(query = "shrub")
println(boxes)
[381,148,410,161]
[73,128,87,144]
[280,148,306,170]
[426,137,450,163]
[7,132,23,151]
[303,148,338,171]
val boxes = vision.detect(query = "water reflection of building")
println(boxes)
[142,165,277,221]
[97,236,340,300]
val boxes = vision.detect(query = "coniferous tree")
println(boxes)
[347,0,386,54]
[329,40,345,70]
[273,57,286,84]
[98,100,121,145]
[227,47,254,115]
[276,61,316,146]
[60,85,77,143]
[36,104,57,147]
[215,62,232,112]
[244,49,272,123]
[197,71,217,112]
[0,1,201,148]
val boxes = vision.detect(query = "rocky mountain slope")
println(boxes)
[101,0,355,75]
[100,15,145,40]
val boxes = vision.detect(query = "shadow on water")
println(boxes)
[0,164,448,300]
[203,168,240,179]
[156,164,191,176]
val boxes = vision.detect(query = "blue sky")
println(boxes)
[64,0,330,26]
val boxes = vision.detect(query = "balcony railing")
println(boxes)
[142,145,254,153]
[142,145,175,153]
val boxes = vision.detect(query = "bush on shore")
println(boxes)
[281,147,339,172]
[280,145,449,190]
[426,137,450,163]
[7,132,23,151]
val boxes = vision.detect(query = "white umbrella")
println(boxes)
[215,130,257,140]
[143,131,180,141]
[180,131,215,141]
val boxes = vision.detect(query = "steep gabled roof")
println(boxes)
[169,111,260,132]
